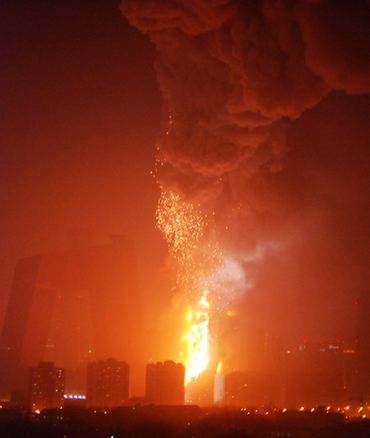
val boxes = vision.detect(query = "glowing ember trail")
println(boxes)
[156,191,219,385]
[156,191,204,264]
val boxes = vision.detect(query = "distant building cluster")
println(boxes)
[22,335,365,413]
[0,237,143,398]
[1,239,370,411]
[27,359,185,412]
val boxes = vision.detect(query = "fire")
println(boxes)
[156,191,219,385]
[183,290,209,384]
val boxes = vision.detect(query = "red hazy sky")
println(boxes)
[2,0,370,363]
[0,0,170,331]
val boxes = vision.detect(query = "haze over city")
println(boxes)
[2,0,370,409]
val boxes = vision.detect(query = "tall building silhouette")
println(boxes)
[0,237,143,397]
[86,358,129,408]
[145,361,185,405]
[29,361,65,413]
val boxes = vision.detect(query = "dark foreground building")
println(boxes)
[0,237,143,398]
[86,358,129,408]
[29,361,65,413]
[145,360,185,405]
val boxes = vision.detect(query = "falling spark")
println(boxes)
[155,112,238,387]
[156,191,204,263]
[156,191,220,384]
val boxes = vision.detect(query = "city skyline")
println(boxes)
[0,242,367,408]
[0,237,144,398]
[1,0,370,409]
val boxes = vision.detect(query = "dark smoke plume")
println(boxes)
[122,2,369,266]
[121,0,370,352]
[121,1,370,246]
[121,0,369,198]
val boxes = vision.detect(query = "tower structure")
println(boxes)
[86,358,129,408]
[0,237,143,397]
[29,361,65,413]
[145,360,185,405]
[213,374,225,404]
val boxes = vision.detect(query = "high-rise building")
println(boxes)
[213,374,225,404]
[0,237,143,397]
[29,361,65,413]
[145,360,185,405]
[86,358,129,408]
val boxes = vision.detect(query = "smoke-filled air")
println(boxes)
[121,0,370,395]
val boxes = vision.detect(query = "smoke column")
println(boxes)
[121,0,370,377]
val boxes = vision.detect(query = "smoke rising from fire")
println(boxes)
[121,0,370,367]
[121,0,370,224]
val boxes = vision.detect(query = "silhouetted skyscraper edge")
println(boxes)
[0,237,143,398]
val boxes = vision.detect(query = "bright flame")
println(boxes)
[183,290,209,384]
[216,361,222,375]
[156,191,219,385]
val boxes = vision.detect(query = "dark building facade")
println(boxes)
[356,292,370,398]
[223,339,355,409]
[86,358,129,408]
[0,237,143,397]
[29,361,65,413]
[145,360,185,405]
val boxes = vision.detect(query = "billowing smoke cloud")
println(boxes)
[297,0,370,95]
[121,0,370,225]
[121,0,370,356]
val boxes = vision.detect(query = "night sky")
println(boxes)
[1,0,170,333]
[2,0,370,371]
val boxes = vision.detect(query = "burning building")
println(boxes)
[120,0,370,398]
